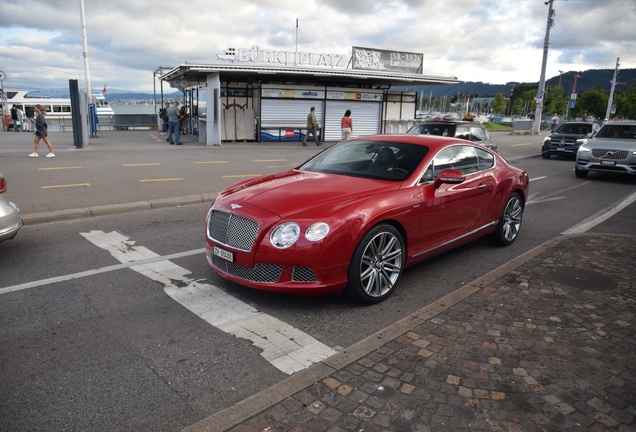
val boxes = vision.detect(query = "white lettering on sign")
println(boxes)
[223,46,347,67]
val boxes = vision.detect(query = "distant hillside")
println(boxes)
[395,68,636,98]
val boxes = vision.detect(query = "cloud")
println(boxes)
[0,0,633,92]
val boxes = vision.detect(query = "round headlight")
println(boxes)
[305,222,330,242]
[270,222,300,248]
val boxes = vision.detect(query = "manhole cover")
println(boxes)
[547,267,617,291]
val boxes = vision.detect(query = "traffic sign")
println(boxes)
[569,100,576,108]
[611,104,616,114]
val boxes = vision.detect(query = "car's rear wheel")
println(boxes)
[486,192,523,246]
[345,224,404,304]
[575,166,588,178]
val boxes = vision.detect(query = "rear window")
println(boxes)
[407,124,453,137]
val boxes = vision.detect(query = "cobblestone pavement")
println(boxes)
[188,234,636,432]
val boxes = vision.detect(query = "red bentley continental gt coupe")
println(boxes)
[206,134,529,304]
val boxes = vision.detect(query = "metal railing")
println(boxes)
[45,115,159,132]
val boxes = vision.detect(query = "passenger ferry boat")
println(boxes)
[1,90,114,117]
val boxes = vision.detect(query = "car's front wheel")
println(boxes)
[541,146,551,159]
[345,224,404,304]
[486,192,524,246]
[575,166,588,178]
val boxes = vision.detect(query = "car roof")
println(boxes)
[349,134,488,153]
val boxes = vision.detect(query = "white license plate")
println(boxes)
[601,160,615,165]
[213,246,234,262]
[556,148,565,151]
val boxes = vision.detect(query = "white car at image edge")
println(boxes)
[0,172,22,243]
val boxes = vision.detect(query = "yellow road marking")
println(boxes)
[123,163,160,167]
[139,178,184,183]
[222,174,261,178]
[511,143,531,147]
[253,159,287,162]
[41,183,90,189]
[194,161,229,164]
[38,166,82,171]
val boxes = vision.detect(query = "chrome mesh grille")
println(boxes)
[292,267,317,283]
[212,255,282,283]
[592,149,628,160]
[208,210,259,251]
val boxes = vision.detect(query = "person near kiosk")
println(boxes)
[341,109,353,140]
[302,106,321,147]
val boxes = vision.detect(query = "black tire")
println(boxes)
[542,151,551,159]
[345,224,405,304]
[486,192,524,247]
[574,166,588,178]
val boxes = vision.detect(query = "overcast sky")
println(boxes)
[0,0,634,93]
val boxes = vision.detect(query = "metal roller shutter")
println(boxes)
[324,101,381,142]
[261,99,324,128]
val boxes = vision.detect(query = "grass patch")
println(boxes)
[483,122,512,131]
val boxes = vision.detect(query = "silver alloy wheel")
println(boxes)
[359,231,403,298]
[502,196,523,242]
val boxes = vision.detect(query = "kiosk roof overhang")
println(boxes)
[160,63,460,89]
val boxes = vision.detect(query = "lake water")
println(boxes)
[110,105,157,115]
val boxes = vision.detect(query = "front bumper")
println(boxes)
[206,244,348,295]
[576,155,636,175]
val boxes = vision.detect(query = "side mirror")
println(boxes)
[434,168,465,189]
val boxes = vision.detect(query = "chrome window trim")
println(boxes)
[418,144,497,184]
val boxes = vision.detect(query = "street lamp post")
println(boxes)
[533,0,555,134]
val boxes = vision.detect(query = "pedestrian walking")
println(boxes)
[341,109,353,140]
[29,104,55,158]
[550,112,559,133]
[166,101,182,145]
[302,106,321,146]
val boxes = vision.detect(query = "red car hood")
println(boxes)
[217,170,400,218]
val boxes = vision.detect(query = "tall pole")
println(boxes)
[605,58,620,121]
[79,0,91,99]
[533,0,555,134]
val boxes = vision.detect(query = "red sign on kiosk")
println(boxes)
[285,130,294,138]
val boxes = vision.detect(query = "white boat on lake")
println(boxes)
[1,90,114,117]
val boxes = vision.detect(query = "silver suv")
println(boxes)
[575,121,636,178]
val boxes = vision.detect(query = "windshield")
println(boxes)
[595,124,636,139]
[299,140,429,181]
[556,123,593,135]
[407,123,453,137]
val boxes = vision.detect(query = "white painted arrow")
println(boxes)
[81,230,337,375]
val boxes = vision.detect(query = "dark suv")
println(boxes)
[406,121,498,152]
[542,121,600,159]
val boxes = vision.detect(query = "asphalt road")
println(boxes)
[0,130,635,431]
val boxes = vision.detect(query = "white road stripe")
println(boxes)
[80,230,337,375]
[529,176,547,182]
[0,248,205,295]
[526,181,590,205]
[562,190,636,234]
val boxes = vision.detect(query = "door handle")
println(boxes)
[478,184,487,189]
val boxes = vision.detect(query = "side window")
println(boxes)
[455,126,470,140]
[470,126,486,142]
[422,146,479,182]
[452,146,479,175]
[476,148,495,170]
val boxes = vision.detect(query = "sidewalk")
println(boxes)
[185,234,636,432]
